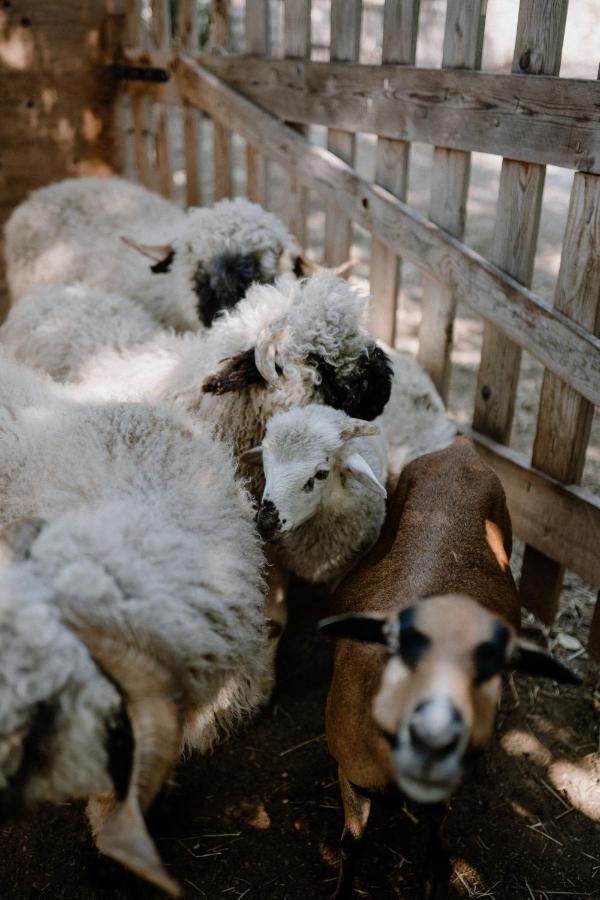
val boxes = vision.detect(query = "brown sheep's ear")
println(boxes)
[508,640,582,685]
[120,236,175,273]
[240,446,263,467]
[202,349,266,395]
[318,613,393,646]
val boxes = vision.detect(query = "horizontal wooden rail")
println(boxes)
[460,426,600,589]
[195,55,600,173]
[121,51,600,406]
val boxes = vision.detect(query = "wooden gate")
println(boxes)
[117,0,600,653]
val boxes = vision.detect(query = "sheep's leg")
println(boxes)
[332,769,371,900]
[264,549,289,685]
[422,804,450,900]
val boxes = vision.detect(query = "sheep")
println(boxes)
[242,348,456,586]
[318,437,581,899]
[0,354,271,896]
[4,176,305,331]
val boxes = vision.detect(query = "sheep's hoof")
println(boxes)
[96,799,180,897]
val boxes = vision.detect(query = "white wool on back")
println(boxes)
[4,177,297,331]
[0,354,269,803]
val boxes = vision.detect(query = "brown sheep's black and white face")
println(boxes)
[320,593,581,804]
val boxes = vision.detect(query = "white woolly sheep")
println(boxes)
[0,354,270,896]
[4,176,303,330]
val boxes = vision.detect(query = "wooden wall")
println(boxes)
[0,0,124,316]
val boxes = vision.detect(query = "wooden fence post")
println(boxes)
[179,0,202,207]
[324,0,362,266]
[416,0,486,398]
[520,172,600,638]
[284,0,312,246]
[245,0,270,205]
[212,0,232,200]
[369,0,419,345]
[151,0,173,198]
[472,0,569,442]
[127,0,154,189]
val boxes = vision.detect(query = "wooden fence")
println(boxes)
[115,0,600,656]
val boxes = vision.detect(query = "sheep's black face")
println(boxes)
[311,345,393,421]
[193,251,268,327]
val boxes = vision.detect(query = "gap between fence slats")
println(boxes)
[369,0,419,345]
[473,0,568,446]
[283,0,311,246]
[245,0,270,206]
[324,0,362,266]
[179,0,202,207]
[519,171,600,642]
[417,0,486,400]
[168,54,600,407]
[459,426,600,591]
[212,0,232,200]
[151,0,173,197]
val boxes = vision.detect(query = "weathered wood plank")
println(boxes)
[459,426,600,592]
[325,0,362,266]
[151,0,172,198]
[283,0,311,246]
[417,0,485,399]
[127,0,154,189]
[369,0,419,344]
[172,55,600,405]
[179,0,202,207]
[212,0,232,200]
[520,171,600,631]
[473,0,568,444]
[191,55,600,173]
[245,0,270,206]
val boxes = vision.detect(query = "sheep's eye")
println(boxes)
[303,477,315,493]
[315,469,329,481]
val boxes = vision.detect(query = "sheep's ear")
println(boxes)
[343,451,387,498]
[508,640,582,685]
[202,349,266,395]
[286,251,356,280]
[240,446,263,467]
[340,420,380,441]
[318,613,391,645]
[0,517,46,563]
[120,236,175,273]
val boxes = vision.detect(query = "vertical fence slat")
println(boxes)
[520,172,600,639]
[212,0,233,200]
[369,0,419,345]
[472,0,569,442]
[416,0,486,397]
[284,0,312,246]
[127,0,153,189]
[179,0,202,207]
[151,0,173,198]
[324,0,362,266]
[245,0,270,205]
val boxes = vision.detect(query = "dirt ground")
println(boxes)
[1,581,599,900]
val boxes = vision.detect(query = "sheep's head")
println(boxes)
[320,594,581,804]
[122,198,327,327]
[203,274,394,421]
[242,405,385,540]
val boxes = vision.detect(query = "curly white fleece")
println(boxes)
[4,177,297,331]
[0,354,270,804]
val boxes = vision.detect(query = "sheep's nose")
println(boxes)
[408,697,463,758]
[256,500,281,540]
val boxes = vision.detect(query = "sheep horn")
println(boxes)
[120,235,174,264]
[254,323,288,387]
[65,614,187,897]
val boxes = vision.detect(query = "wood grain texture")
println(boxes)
[245,0,270,206]
[369,0,419,344]
[127,0,154,189]
[192,55,600,173]
[473,0,568,444]
[283,0,311,245]
[171,55,600,405]
[212,0,232,200]
[325,0,362,266]
[417,0,485,399]
[151,0,172,198]
[520,172,600,629]
[178,0,202,207]
[459,426,600,591]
